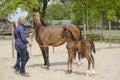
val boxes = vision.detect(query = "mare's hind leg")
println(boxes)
[77,52,82,66]
[73,52,81,65]
[73,52,77,63]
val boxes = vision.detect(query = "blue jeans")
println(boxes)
[17,44,29,73]
[15,45,21,66]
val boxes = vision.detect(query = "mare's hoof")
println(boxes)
[46,67,50,70]
[66,70,72,74]
[41,65,50,70]
[77,62,81,66]
[73,59,77,64]
[92,70,96,75]
[41,65,48,68]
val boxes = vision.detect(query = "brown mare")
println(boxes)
[32,8,82,69]
[58,27,96,75]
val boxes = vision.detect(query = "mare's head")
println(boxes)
[32,7,41,25]
[59,27,76,41]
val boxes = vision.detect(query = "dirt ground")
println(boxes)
[0,39,120,80]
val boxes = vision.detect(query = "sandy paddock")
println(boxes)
[0,39,120,80]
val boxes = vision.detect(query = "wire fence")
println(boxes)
[0,25,120,58]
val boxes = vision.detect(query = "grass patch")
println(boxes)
[85,30,120,43]
[103,30,120,38]
[0,35,12,40]
[103,30,120,43]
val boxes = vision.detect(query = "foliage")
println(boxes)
[106,10,116,21]
[0,0,40,16]
[70,0,120,29]
[86,34,100,41]
[71,2,82,25]
[0,0,49,21]
[46,3,71,20]
[0,0,120,29]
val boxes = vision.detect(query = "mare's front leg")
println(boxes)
[73,52,82,66]
[40,46,50,69]
[73,52,77,63]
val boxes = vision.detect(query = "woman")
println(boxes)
[13,20,21,71]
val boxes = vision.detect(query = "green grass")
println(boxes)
[86,30,120,43]
[0,35,12,40]
[102,30,120,43]
[103,30,120,38]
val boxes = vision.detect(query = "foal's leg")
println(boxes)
[85,54,92,76]
[67,51,70,74]
[67,51,73,74]
[90,52,95,74]
[69,53,74,74]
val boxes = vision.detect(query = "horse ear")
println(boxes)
[65,28,69,32]
[33,7,39,12]
[38,7,40,11]
[63,27,67,31]
[33,7,36,11]
[66,29,69,32]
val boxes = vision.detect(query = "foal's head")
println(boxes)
[32,7,41,25]
[59,28,76,41]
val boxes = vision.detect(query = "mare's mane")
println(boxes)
[40,16,49,26]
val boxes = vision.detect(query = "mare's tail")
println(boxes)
[76,26,83,41]
[89,40,96,53]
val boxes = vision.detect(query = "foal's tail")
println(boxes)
[90,40,96,53]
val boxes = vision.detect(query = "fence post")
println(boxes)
[11,24,14,58]
[52,22,55,53]
[82,3,86,39]
[109,20,111,48]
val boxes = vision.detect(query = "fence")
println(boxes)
[82,29,120,47]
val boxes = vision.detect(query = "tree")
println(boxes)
[0,0,120,29]
[0,0,50,20]
[46,3,71,20]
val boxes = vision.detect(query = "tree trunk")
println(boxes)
[38,0,48,18]
[100,12,104,41]
[38,0,48,24]
[82,0,86,39]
